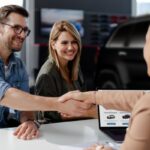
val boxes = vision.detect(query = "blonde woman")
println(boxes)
[35,21,97,123]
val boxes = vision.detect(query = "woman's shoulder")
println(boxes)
[36,59,59,81]
[39,59,57,74]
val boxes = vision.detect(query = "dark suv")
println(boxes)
[95,15,150,89]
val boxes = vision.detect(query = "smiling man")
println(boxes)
[0,4,39,139]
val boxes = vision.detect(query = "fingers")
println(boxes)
[79,102,92,109]
[84,144,97,150]
[13,121,39,140]
[59,99,92,117]
[84,144,105,150]
[59,90,95,104]
[13,124,26,137]
[63,100,91,116]
[58,90,81,102]
[61,113,71,118]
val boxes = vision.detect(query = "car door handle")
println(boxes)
[118,51,127,56]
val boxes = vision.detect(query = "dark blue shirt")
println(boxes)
[0,53,29,127]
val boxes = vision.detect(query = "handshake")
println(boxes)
[57,90,97,117]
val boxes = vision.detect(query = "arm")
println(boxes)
[121,95,150,150]
[59,90,144,112]
[96,90,144,112]
[0,87,58,111]
[0,87,90,117]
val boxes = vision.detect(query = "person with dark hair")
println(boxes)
[35,20,97,123]
[59,27,150,150]
[0,5,90,140]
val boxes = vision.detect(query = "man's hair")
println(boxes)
[0,5,29,22]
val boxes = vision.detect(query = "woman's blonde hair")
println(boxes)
[48,20,82,82]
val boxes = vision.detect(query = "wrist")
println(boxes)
[92,91,97,104]
[33,120,41,129]
[27,119,41,129]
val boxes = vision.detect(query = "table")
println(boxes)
[0,119,114,150]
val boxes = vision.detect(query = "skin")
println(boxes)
[143,26,150,76]
[52,31,78,67]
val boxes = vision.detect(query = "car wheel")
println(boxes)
[101,80,118,89]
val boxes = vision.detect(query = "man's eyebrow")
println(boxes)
[13,24,28,28]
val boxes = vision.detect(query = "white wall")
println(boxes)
[25,0,39,87]
[132,0,150,16]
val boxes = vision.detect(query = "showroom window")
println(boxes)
[128,21,150,48]
[0,0,23,7]
[106,25,133,48]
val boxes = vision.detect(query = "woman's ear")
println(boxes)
[51,41,56,50]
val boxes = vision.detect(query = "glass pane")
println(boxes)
[0,0,23,7]
[128,21,150,48]
[106,25,132,48]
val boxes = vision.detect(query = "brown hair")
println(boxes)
[49,20,82,82]
[0,5,29,22]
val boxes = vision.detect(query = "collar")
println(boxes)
[0,53,17,66]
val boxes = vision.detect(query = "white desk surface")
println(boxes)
[0,119,113,150]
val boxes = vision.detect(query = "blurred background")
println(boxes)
[1,0,150,91]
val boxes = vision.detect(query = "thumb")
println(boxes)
[58,90,80,102]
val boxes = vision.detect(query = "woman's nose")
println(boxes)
[68,43,73,50]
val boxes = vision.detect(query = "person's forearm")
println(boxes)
[0,88,59,111]
[95,90,144,112]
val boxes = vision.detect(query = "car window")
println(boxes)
[106,24,132,48]
[106,20,150,49]
[128,21,150,48]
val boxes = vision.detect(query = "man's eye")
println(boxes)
[14,25,22,31]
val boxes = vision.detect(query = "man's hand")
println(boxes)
[58,99,91,117]
[13,121,39,140]
[58,91,96,104]
[60,104,98,120]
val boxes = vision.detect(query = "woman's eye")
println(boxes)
[72,41,77,44]
[61,41,68,44]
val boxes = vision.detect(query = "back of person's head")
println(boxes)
[49,20,82,81]
[0,5,29,22]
